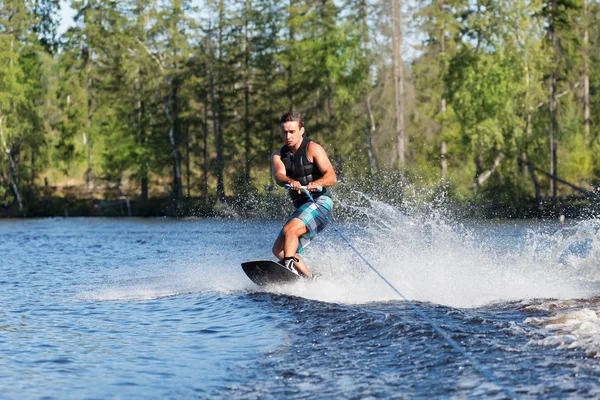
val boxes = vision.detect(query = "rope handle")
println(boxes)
[283,183,323,194]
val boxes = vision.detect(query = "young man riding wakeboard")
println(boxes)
[271,112,337,278]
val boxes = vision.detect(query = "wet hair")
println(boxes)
[280,112,304,129]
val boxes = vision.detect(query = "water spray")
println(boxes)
[284,184,520,399]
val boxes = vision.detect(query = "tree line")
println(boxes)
[1,0,599,217]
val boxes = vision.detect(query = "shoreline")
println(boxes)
[0,194,597,220]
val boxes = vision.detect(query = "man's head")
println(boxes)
[280,112,305,150]
[280,112,304,129]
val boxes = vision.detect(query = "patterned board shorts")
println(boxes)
[285,195,333,254]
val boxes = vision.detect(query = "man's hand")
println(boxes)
[286,180,302,194]
[306,182,323,192]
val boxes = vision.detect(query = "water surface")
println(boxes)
[1,214,600,399]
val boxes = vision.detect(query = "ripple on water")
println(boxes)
[1,217,600,398]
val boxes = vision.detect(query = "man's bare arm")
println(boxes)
[271,151,301,188]
[307,142,337,190]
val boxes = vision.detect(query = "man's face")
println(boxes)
[281,121,304,149]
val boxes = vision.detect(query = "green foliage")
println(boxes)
[0,0,599,216]
[445,49,524,155]
[561,130,593,184]
[0,185,14,207]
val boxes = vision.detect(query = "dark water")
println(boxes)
[1,216,600,399]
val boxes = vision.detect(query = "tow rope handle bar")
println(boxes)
[283,183,322,195]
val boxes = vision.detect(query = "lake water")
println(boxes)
[2,199,600,398]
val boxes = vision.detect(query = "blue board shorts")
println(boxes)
[285,195,333,254]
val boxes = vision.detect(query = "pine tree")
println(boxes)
[61,0,117,190]
[0,0,49,213]
[412,0,464,181]
[542,0,582,200]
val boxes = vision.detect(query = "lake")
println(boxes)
[1,204,600,398]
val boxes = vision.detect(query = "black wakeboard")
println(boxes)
[241,260,302,286]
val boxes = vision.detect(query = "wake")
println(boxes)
[76,188,600,308]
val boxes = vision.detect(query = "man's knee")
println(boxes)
[282,218,307,237]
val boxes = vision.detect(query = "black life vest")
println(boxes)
[280,138,329,208]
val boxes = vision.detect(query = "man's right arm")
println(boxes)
[271,152,300,188]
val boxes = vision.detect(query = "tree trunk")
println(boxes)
[440,98,447,180]
[440,0,447,181]
[208,26,224,201]
[135,5,149,204]
[362,0,376,177]
[549,0,558,201]
[583,0,590,142]
[31,150,35,185]
[216,2,226,201]
[7,156,23,214]
[529,162,593,195]
[85,45,95,190]
[165,80,183,200]
[185,123,190,198]
[440,141,447,181]
[203,88,209,199]
[365,96,377,177]
[141,176,148,204]
[136,70,148,203]
[0,116,24,213]
[244,0,251,183]
[391,0,405,167]
[287,0,295,110]
[270,121,278,191]
[469,153,505,189]
[522,153,543,216]
[474,146,484,189]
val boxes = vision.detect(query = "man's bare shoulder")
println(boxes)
[271,148,282,158]
[307,140,328,157]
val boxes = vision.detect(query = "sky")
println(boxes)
[55,0,419,62]
[57,1,75,36]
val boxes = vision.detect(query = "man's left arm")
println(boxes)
[307,142,337,191]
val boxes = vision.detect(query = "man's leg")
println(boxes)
[271,218,312,278]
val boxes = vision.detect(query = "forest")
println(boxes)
[1,0,599,218]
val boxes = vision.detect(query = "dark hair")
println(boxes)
[280,112,304,129]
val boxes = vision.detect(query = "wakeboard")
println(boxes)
[241,260,302,286]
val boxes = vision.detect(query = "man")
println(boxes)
[271,112,337,278]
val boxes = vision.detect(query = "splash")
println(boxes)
[76,185,600,309]
[285,187,600,308]
[76,255,255,302]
